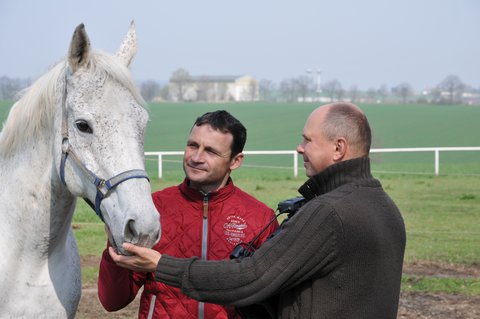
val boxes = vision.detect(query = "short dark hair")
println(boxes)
[322,103,372,156]
[193,110,247,158]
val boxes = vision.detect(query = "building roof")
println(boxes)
[189,75,243,83]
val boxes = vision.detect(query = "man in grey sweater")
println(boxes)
[109,102,406,319]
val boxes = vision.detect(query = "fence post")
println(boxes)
[434,149,439,176]
[294,151,298,177]
[158,154,163,179]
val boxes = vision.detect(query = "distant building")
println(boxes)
[168,75,259,102]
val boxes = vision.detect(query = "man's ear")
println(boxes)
[229,153,244,171]
[333,138,347,161]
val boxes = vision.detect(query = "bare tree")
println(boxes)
[295,75,314,102]
[0,76,30,100]
[393,82,412,104]
[279,78,296,102]
[169,68,191,102]
[140,80,161,102]
[366,88,377,103]
[377,84,389,103]
[260,79,275,101]
[159,85,170,101]
[322,79,342,102]
[436,75,465,104]
[259,79,275,101]
[349,85,359,103]
[337,88,346,101]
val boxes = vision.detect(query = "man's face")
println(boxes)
[183,124,243,192]
[296,108,336,177]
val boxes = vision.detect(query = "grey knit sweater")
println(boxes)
[155,157,406,318]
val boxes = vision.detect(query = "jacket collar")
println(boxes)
[298,157,377,200]
[179,177,235,203]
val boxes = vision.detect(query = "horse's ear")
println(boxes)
[115,20,137,67]
[68,23,90,73]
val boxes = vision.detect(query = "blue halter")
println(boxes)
[59,72,150,222]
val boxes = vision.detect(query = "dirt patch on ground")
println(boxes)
[403,261,480,278]
[76,260,480,318]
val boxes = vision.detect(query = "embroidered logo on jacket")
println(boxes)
[223,215,247,245]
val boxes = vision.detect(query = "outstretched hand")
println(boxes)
[109,242,161,273]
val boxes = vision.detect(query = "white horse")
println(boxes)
[0,22,161,318]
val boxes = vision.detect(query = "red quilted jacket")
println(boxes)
[98,178,278,319]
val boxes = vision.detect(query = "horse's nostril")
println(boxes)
[125,219,138,241]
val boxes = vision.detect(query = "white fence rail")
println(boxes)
[145,147,480,179]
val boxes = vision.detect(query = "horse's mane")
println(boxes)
[0,50,145,156]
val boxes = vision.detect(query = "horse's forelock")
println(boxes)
[0,50,145,156]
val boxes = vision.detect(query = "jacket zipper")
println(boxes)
[199,193,209,319]
[147,294,156,319]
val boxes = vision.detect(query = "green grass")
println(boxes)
[402,275,480,295]
[379,174,480,265]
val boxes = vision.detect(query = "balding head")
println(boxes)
[297,102,371,176]
[313,102,371,157]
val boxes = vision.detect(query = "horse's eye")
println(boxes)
[75,120,93,134]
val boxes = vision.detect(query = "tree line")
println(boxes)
[1,71,477,105]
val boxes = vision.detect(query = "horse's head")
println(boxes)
[55,22,160,255]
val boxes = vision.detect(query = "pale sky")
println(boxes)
[1,0,479,91]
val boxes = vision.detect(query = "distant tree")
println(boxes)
[140,80,161,102]
[436,75,465,104]
[337,88,346,101]
[159,85,170,101]
[322,79,342,102]
[259,79,275,101]
[0,76,30,100]
[377,84,389,103]
[349,85,359,103]
[430,87,442,104]
[279,78,296,102]
[294,75,314,102]
[393,82,412,104]
[366,88,377,103]
[169,68,191,102]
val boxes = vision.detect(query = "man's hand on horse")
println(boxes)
[109,243,161,273]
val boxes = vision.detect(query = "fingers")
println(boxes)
[108,246,122,262]
[107,244,160,273]
[122,242,139,254]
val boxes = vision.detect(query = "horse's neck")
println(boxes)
[0,140,76,260]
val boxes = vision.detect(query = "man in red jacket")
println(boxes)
[98,110,278,318]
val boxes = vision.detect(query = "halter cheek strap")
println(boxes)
[59,71,150,223]
[60,146,149,222]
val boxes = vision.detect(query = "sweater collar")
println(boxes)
[179,177,235,203]
[298,157,376,200]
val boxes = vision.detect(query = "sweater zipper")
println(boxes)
[199,193,209,319]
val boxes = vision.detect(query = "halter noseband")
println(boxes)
[59,71,150,222]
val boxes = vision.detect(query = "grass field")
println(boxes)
[1,100,479,295]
